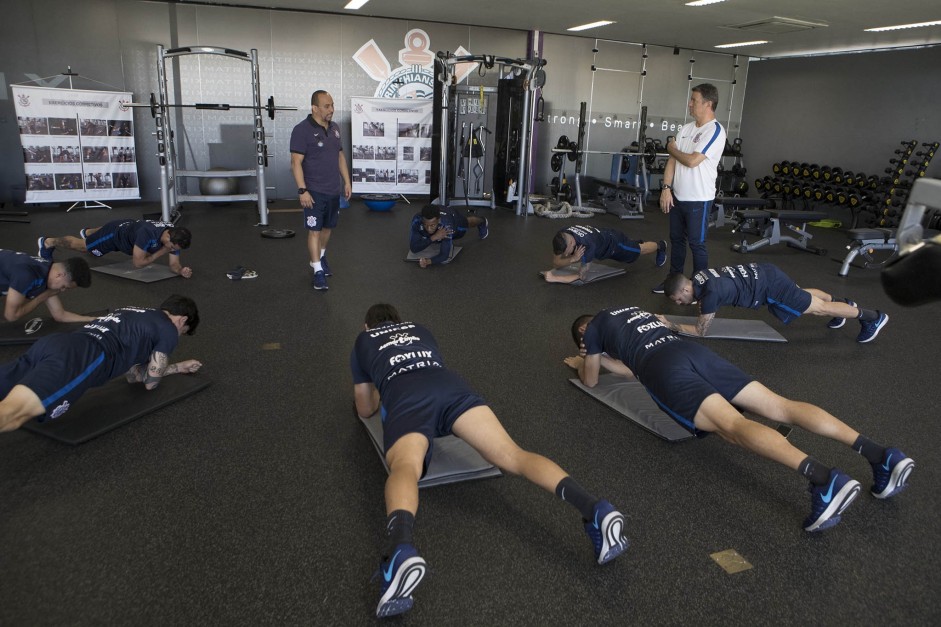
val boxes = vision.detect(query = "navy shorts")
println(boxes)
[0,334,108,421]
[304,191,341,231]
[380,367,486,475]
[84,222,121,257]
[608,234,642,264]
[763,266,812,324]
[637,342,754,435]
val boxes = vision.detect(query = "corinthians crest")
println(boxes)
[353,28,478,99]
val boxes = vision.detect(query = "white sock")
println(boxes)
[313,261,323,272]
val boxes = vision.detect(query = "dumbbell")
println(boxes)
[813,165,827,180]
[830,167,844,184]
[842,171,856,187]
[772,161,785,175]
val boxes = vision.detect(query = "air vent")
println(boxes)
[725,16,828,34]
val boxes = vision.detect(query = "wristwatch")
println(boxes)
[663,184,673,191]
[297,187,308,195]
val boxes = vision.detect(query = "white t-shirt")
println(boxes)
[672,118,726,201]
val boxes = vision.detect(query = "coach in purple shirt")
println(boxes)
[290,90,351,291]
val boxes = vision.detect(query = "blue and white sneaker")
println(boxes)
[80,228,89,240]
[871,448,915,499]
[655,240,667,267]
[320,255,332,277]
[856,312,889,343]
[376,543,427,618]
[827,299,855,329]
[312,270,328,290]
[584,499,629,565]
[478,218,489,240]
[803,468,861,532]
[37,237,54,261]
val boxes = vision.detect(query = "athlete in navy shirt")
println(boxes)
[0,295,201,431]
[544,225,666,283]
[352,304,627,618]
[408,204,488,267]
[659,263,889,342]
[39,219,193,278]
[0,250,94,322]
[569,305,914,532]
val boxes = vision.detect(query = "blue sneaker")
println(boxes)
[856,312,889,343]
[827,299,855,329]
[312,270,328,290]
[584,499,629,565]
[871,448,915,499]
[478,218,489,240]
[803,468,861,532]
[655,240,667,267]
[376,543,427,618]
[37,237,54,261]
[320,256,332,277]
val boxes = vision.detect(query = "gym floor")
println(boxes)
[1,197,939,625]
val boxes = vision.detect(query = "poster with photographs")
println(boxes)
[12,85,140,203]
[350,97,433,194]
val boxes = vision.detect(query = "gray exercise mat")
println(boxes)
[92,259,178,282]
[0,310,108,346]
[664,316,787,342]
[22,374,211,445]
[360,413,502,488]
[569,373,693,442]
[540,262,626,285]
[405,244,462,263]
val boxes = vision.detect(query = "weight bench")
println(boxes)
[838,227,898,276]
[22,374,211,445]
[586,177,644,220]
[731,209,828,256]
[360,413,502,488]
[712,197,774,229]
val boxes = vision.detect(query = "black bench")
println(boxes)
[731,209,829,255]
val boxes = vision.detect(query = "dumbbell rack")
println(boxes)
[868,140,939,229]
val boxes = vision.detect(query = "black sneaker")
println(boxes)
[655,240,667,267]
[827,299,855,329]
[651,282,665,294]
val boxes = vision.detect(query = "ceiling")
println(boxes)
[184,0,941,58]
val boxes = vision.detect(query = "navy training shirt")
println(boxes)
[79,307,179,379]
[691,263,775,315]
[350,321,445,393]
[109,220,178,256]
[582,306,680,371]
[0,249,50,299]
[559,225,620,263]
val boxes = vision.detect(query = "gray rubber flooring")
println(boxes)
[1,197,939,625]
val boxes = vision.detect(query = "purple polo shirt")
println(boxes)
[289,115,344,195]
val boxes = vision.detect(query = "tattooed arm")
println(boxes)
[126,352,202,389]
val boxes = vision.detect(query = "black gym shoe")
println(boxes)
[655,240,667,267]
[856,312,888,343]
[651,282,665,294]
[312,270,328,290]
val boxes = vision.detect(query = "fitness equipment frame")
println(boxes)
[433,53,545,216]
[134,45,295,225]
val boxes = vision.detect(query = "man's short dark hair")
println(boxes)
[167,227,191,249]
[692,83,719,111]
[160,294,199,335]
[63,257,91,288]
[311,90,328,106]
[552,231,568,255]
[365,304,401,329]
[421,204,443,220]
[571,314,594,347]
[663,273,689,297]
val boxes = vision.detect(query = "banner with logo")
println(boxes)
[350,97,434,194]
[12,85,140,203]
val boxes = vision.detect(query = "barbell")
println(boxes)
[128,93,297,120]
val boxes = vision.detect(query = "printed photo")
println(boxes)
[26,174,55,191]
[18,117,49,135]
[112,172,138,188]
[53,146,79,163]
[23,146,52,163]
[362,121,385,137]
[397,123,420,138]
[49,118,78,136]
[108,120,132,136]
[352,145,375,160]
[54,173,83,190]
[80,119,108,136]
[82,146,111,163]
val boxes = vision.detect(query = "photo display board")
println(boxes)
[350,97,433,194]
[13,85,140,203]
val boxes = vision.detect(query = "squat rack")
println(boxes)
[139,45,295,225]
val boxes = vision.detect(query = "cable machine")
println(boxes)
[432,52,546,215]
